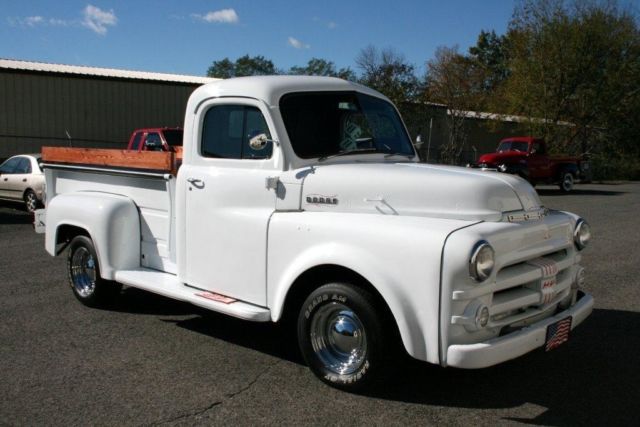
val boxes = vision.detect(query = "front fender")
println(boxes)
[267,211,474,363]
[45,192,141,280]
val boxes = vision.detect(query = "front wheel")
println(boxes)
[559,171,574,192]
[24,190,39,213]
[297,283,389,390]
[67,235,121,307]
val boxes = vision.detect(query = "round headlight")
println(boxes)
[574,219,591,250]
[469,241,495,282]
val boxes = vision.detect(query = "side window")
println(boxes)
[202,105,244,158]
[144,133,163,151]
[15,158,32,174]
[0,157,21,174]
[532,141,546,155]
[131,132,142,150]
[512,142,528,152]
[202,105,272,159]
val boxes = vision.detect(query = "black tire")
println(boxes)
[297,283,389,390]
[67,235,121,307]
[23,189,40,213]
[559,171,574,192]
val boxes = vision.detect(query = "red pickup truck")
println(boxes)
[474,137,590,192]
[127,128,183,152]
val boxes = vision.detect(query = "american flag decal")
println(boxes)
[545,317,572,351]
[528,257,559,304]
[528,257,559,278]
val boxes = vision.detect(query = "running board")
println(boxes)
[114,268,271,322]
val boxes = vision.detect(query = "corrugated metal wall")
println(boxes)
[400,103,529,164]
[0,70,199,159]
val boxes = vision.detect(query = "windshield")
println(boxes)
[497,141,529,153]
[163,129,183,146]
[280,91,414,159]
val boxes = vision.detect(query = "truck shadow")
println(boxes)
[107,290,637,424]
[109,288,302,362]
[536,188,625,197]
[0,205,32,224]
[361,308,638,425]
[166,307,637,425]
[108,287,198,316]
[164,312,303,364]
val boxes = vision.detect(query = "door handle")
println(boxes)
[22,178,27,182]
[187,178,205,189]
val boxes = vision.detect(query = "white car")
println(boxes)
[0,154,45,212]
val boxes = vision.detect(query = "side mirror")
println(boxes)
[414,134,423,149]
[249,133,271,151]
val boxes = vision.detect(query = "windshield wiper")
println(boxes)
[380,143,414,159]
[318,148,382,162]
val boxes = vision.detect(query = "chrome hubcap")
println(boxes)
[563,174,573,190]
[310,303,367,376]
[26,193,37,212]
[71,247,97,298]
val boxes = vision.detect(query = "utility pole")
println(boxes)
[426,117,433,162]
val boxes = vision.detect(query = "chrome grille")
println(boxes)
[488,249,573,328]
[450,248,577,333]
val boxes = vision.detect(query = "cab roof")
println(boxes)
[188,75,390,108]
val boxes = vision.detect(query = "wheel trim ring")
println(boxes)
[309,302,368,376]
[26,193,37,211]
[71,247,97,298]
[563,174,573,190]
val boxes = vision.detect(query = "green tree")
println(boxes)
[207,55,277,78]
[503,0,640,158]
[468,30,510,94]
[424,46,489,163]
[355,45,420,105]
[289,58,356,80]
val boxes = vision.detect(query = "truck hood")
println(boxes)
[283,162,541,222]
[478,151,526,165]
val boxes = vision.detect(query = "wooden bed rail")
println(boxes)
[41,147,182,175]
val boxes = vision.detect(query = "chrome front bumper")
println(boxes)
[446,291,593,368]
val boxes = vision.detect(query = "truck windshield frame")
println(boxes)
[279,91,414,160]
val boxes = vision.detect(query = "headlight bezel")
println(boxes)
[469,240,495,282]
[574,219,591,250]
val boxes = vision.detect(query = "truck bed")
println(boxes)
[42,147,178,274]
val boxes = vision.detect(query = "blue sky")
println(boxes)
[1,0,518,77]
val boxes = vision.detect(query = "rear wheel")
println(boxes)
[24,190,39,213]
[559,171,574,192]
[67,235,121,307]
[297,283,389,390]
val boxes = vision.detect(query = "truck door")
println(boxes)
[182,98,280,306]
[528,140,551,180]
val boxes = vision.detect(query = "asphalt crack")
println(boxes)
[149,360,281,426]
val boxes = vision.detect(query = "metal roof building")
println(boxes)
[0,59,218,159]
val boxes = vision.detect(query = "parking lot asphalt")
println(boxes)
[1,182,639,426]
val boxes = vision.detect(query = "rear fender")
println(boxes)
[45,192,141,280]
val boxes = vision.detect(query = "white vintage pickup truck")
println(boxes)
[36,76,593,390]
